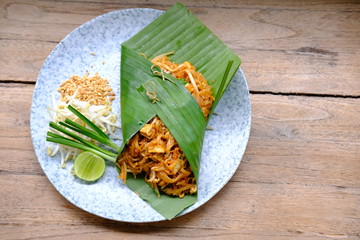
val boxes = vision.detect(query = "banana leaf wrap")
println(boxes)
[119,3,241,220]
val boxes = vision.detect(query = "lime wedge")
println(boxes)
[73,151,106,181]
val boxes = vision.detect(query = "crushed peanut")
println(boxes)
[58,72,115,105]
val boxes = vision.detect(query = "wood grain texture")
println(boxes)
[1,0,359,96]
[0,84,359,239]
[1,0,359,239]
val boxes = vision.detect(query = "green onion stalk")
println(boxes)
[46,105,119,163]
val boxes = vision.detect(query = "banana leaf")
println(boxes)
[119,3,241,220]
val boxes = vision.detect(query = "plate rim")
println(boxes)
[30,7,251,223]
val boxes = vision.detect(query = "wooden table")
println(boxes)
[1,1,359,239]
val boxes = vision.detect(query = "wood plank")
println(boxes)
[0,40,56,82]
[0,84,359,239]
[240,94,360,187]
[0,83,42,176]
[5,0,358,11]
[1,174,358,240]
[1,0,359,96]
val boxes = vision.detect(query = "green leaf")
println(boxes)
[123,2,241,113]
[120,45,156,147]
[119,3,241,219]
[126,174,197,220]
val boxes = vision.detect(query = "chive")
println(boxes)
[48,122,118,159]
[46,133,117,162]
[60,119,120,152]
[46,104,121,164]
[67,105,109,139]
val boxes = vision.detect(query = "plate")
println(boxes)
[30,8,251,222]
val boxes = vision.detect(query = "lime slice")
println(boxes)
[73,151,106,181]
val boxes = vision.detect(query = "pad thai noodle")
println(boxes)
[116,53,214,198]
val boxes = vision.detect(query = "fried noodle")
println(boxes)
[116,54,214,197]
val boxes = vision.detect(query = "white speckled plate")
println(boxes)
[30,8,251,222]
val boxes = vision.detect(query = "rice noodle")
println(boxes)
[117,54,214,198]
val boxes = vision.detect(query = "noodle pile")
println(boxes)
[117,54,214,197]
[152,53,214,118]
